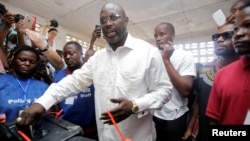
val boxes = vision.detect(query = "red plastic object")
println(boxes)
[107,111,132,141]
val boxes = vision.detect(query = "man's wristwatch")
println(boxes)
[39,45,49,52]
[131,100,139,114]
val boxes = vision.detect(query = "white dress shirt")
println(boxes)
[36,34,172,141]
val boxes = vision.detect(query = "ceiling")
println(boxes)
[2,0,236,46]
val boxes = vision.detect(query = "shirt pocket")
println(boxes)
[117,61,145,88]
[117,71,144,88]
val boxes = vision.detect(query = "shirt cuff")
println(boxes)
[134,99,150,118]
[35,94,57,110]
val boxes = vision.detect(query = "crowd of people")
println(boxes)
[0,0,250,141]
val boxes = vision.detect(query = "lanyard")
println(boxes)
[14,77,31,103]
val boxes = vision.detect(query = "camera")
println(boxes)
[95,24,101,30]
[0,3,7,16]
[14,14,25,23]
[50,19,58,28]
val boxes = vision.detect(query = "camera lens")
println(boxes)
[14,14,25,23]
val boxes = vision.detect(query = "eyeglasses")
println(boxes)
[100,14,122,24]
[212,31,234,41]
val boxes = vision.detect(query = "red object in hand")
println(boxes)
[107,110,132,141]
[17,130,32,141]
[47,109,63,118]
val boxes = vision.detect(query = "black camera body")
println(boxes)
[50,19,58,28]
[14,14,25,23]
[0,3,7,16]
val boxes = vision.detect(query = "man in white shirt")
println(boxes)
[153,22,196,141]
[17,3,173,141]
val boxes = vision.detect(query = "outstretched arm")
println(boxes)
[41,21,51,36]
[25,29,64,70]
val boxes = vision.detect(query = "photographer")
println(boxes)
[39,19,63,81]
[0,3,36,73]
[0,3,7,73]
[41,19,58,51]
[5,14,26,51]
[0,3,7,31]
[0,3,14,72]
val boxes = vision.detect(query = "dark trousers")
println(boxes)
[153,112,188,141]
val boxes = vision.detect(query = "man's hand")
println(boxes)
[100,98,133,124]
[161,41,174,61]
[0,114,6,123]
[182,128,192,141]
[16,19,25,33]
[25,28,46,48]
[16,103,45,125]
[4,12,15,28]
[90,28,101,43]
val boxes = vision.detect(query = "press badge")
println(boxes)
[65,96,74,105]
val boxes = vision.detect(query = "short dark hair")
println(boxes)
[158,22,175,34]
[243,2,250,9]
[0,3,7,15]
[64,41,83,53]
[7,45,41,70]
[48,28,58,33]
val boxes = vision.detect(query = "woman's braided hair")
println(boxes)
[6,45,41,74]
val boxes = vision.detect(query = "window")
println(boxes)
[174,41,216,64]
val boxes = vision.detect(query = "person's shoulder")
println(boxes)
[135,37,154,47]
[213,60,240,80]
[172,49,194,63]
[126,34,156,50]
[54,69,67,82]
[91,48,106,57]
[0,73,12,79]
[55,68,67,74]
[218,59,240,73]
[175,48,193,55]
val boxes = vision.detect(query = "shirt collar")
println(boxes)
[105,33,134,52]
[240,55,250,70]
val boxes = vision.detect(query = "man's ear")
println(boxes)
[125,17,129,24]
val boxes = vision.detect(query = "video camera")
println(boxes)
[50,19,58,28]
[14,14,25,23]
[0,3,7,16]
